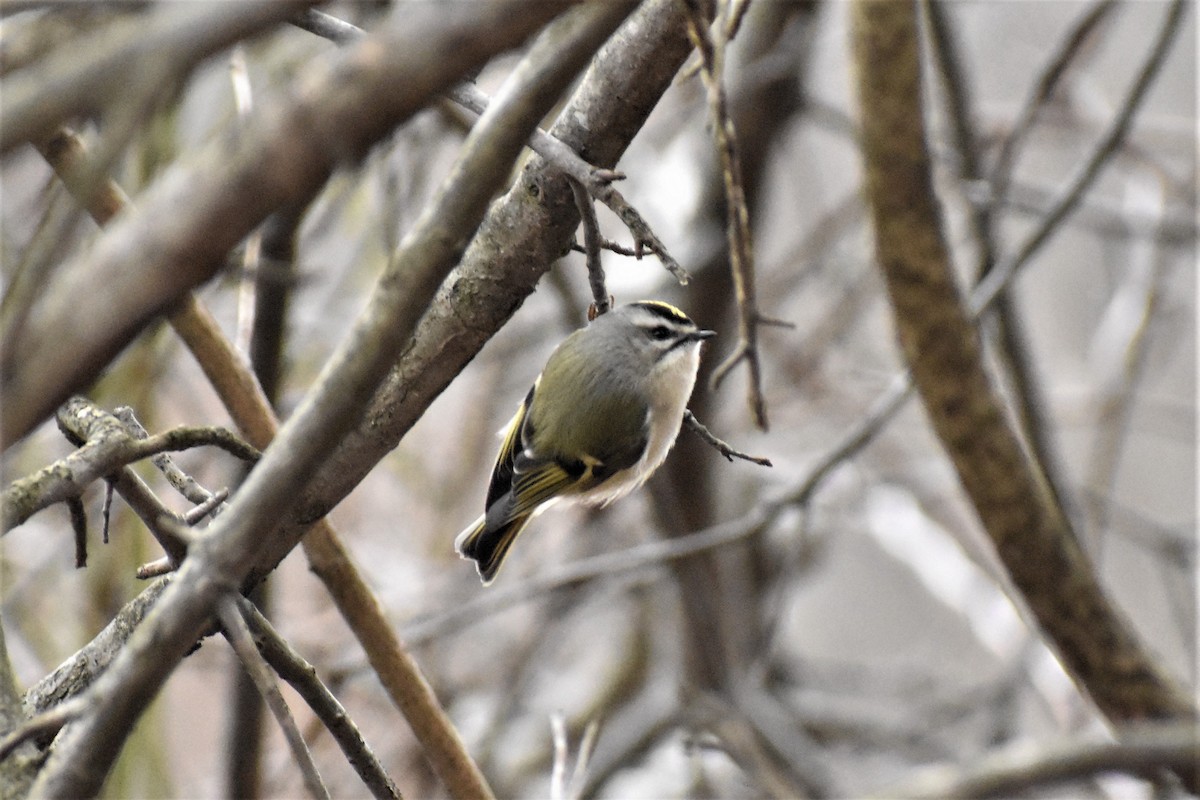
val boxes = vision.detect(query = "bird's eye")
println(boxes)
[649,325,673,341]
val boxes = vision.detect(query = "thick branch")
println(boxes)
[27,4,583,796]
[0,2,565,447]
[0,2,316,154]
[850,0,1195,750]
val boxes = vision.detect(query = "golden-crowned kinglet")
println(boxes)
[455,300,715,584]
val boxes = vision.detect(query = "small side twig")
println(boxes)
[0,697,87,763]
[100,480,114,544]
[683,410,772,466]
[182,487,229,525]
[114,407,240,507]
[217,595,330,800]
[681,0,769,430]
[568,176,610,317]
[2,397,258,533]
[971,0,1186,319]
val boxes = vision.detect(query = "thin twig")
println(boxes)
[293,8,692,286]
[682,410,772,466]
[550,712,570,800]
[217,596,330,800]
[100,480,114,544]
[114,407,225,506]
[549,713,601,800]
[987,0,1118,210]
[568,176,610,316]
[682,0,768,429]
[569,720,600,800]
[236,598,402,800]
[971,0,1187,319]
[0,697,86,763]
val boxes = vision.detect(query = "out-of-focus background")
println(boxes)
[1,1,1194,797]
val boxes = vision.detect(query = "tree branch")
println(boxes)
[0,1,316,154]
[850,0,1196,780]
[27,4,587,796]
[217,596,330,800]
[236,599,402,800]
[875,722,1199,799]
[0,2,568,447]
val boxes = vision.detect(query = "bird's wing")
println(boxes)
[508,457,585,518]
[484,384,535,510]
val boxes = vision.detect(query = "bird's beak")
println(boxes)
[692,329,717,341]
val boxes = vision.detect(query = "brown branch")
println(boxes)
[12,4,703,794]
[682,0,769,430]
[0,2,564,447]
[216,596,330,800]
[236,599,402,800]
[874,722,1199,799]
[28,5,622,797]
[295,7,692,287]
[850,0,1196,775]
[32,124,486,800]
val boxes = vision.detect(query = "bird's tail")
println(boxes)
[454,513,534,585]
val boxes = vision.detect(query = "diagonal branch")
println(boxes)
[292,7,692,287]
[236,599,402,800]
[217,596,330,800]
[0,1,317,154]
[0,3,567,447]
[27,4,590,797]
[850,0,1196,776]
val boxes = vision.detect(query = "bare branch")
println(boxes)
[1,396,255,533]
[295,7,692,287]
[682,0,769,429]
[1,2,570,447]
[236,599,402,800]
[33,104,473,800]
[970,0,1188,319]
[875,722,1199,799]
[0,2,316,154]
[217,596,330,800]
[682,410,772,466]
[28,5,619,796]
[568,177,610,316]
[0,697,86,764]
[851,0,1196,764]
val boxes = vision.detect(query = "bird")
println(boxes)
[455,300,715,584]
